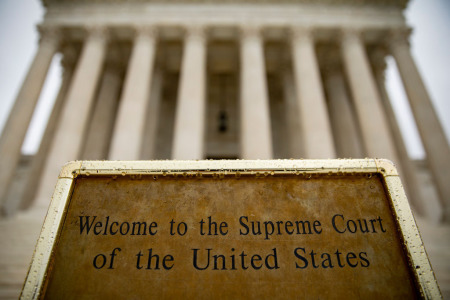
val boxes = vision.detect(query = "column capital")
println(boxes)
[183,25,208,40]
[290,26,315,41]
[84,25,110,42]
[339,28,364,44]
[37,25,61,46]
[239,25,263,40]
[388,27,412,47]
[133,25,159,39]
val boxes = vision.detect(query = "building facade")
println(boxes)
[1,0,449,220]
[0,0,449,297]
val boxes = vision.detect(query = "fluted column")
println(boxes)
[141,67,163,159]
[109,27,157,160]
[10,48,77,214]
[340,29,398,162]
[291,27,335,159]
[282,67,304,158]
[35,27,108,208]
[82,56,122,159]
[370,48,426,217]
[240,26,272,159]
[172,26,207,160]
[323,66,364,158]
[0,26,60,211]
[389,30,450,221]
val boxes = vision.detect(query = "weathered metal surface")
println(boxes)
[21,159,441,299]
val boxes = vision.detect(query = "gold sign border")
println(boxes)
[20,159,441,299]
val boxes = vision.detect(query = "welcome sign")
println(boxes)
[21,160,440,299]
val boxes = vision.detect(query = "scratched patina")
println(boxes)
[41,173,418,299]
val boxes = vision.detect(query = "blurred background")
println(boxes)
[0,0,449,158]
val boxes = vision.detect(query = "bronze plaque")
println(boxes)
[22,160,440,299]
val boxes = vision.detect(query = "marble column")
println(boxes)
[291,27,335,159]
[370,49,426,217]
[323,66,364,158]
[340,29,398,162]
[240,26,273,159]
[0,26,59,211]
[172,26,207,160]
[282,67,304,158]
[12,49,77,214]
[34,27,108,208]
[389,30,450,221]
[82,57,122,159]
[109,27,157,160]
[141,67,163,159]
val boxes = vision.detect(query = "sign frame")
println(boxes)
[21,159,441,299]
